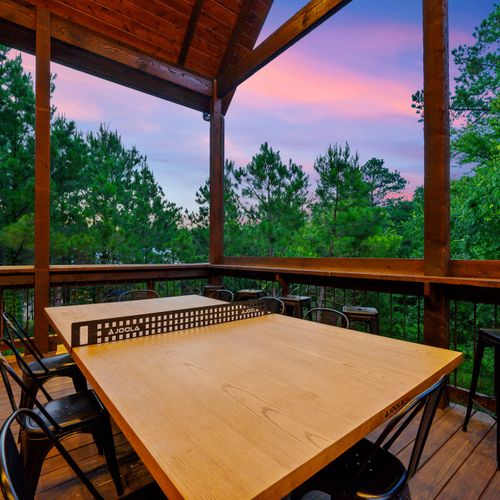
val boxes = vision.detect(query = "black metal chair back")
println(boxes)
[0,408,103,500]
[0,353,58,430]
[304,307,350,328]
[213,289,234,302]
[260,297,286,315]
[119,289,160,301]
[358,376,445,481]
[2,312,49,376]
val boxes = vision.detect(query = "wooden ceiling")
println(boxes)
[0,0,274,112]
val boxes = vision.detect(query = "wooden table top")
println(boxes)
[45,296,463,499]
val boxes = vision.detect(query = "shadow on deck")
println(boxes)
[0,362,497,499]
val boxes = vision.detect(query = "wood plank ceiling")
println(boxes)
[0,0,274,112]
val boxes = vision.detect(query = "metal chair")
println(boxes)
[260,297,286,315]
[0,353,123,498]
[2,312,87,409]
[203,284,225,298]
[290,377,446,500]
[304,308,350,328]
[213,289,234,302]
[0,408,104,500]
[118,289,160,301]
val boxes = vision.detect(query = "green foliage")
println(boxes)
[188,160,245,260]
[410,4,500,261]
[0,46,186,265]
[361,158,408,207]
[309,144,402,257]
[235,143,309,257]
[0,46,35,263]
[412,3,499,168]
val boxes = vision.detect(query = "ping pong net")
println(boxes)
[70,299,275,347]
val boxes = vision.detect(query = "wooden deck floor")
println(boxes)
[1,366,498,499]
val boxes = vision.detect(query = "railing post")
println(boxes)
[34,7,51,352]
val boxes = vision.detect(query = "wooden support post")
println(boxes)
[423,0,450,406]
[422,0,450,343]
[34,7,51,352]
[209,80,224,268]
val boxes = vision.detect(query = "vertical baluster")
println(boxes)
[403,295,407,340]
[453,300,458,386]
[0,287,3,340]
[417,296,422,343]
[389,294,393,337]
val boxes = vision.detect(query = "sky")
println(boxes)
[16,0,496,211]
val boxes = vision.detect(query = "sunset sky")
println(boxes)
[17,0,495,211]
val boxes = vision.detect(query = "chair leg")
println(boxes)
[91,429,104,455]
[463,340,485,432]
[20,431,53,498]
[400,484,412,499]
[70,369,88,393]
[93,415,123,496]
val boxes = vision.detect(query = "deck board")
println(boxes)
[0,358,497,499]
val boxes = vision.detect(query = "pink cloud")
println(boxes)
[237,52,416,120]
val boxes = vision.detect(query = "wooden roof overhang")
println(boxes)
[0,0,273,112]
[0,1,357,113]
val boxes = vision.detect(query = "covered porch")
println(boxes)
[0,0,498,498]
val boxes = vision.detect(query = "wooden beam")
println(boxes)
[423,0,450,276]
[220,0,260,115]
[0,18,210,113]
[34,6,51,352]
[209,80,224,264]
[422,1,450,373]
[218,0,353,97]
[0,0,212,102]
[219,0,255,75]
[177,0,204,66]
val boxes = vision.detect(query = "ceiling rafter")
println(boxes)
[178,0,204,66]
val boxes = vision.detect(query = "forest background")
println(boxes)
[0,6,498,266]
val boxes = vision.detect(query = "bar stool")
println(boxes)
[235,289,265,301]
[463,328,499,468]
[342,305,380,334]
[280,295,311,319]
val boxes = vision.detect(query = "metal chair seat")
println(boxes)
[26,352,75,374]
[305,438,408,499]
[23,390,105,434]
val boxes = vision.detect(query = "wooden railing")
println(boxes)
[1,261,498,408]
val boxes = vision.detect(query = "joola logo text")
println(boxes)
[107,326,141,335]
